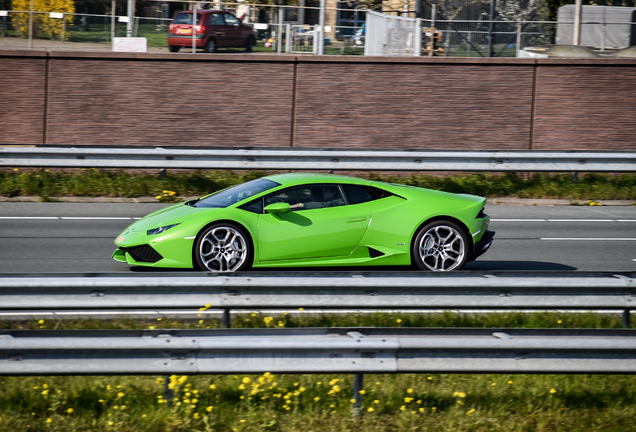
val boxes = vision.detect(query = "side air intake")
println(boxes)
[368,247,385,258]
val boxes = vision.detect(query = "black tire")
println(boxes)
[245,36,255,52]
[412,220,470,272]
[168,45,180,53]
[204,38,217,53]
[194,223,252,272]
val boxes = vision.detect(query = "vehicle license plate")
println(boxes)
[178,28,191,34]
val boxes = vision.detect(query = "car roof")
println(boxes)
[263,173,373,188]
[176,10,224,14]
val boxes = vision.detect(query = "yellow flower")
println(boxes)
[193,413,200,419]
[329,379,339,386]
[368,407,375,412]
[549,389,557,394]
[298,307,304,311]
[314,397,320,402]
[108,421,114,426]
[67,408,74,414]
[404,397,414,403]
[419,407,425,412]
[46,418,52,423]
[467,408,476,415]
[117,392,125,398]
[242,377,251,384]
[492,382,497,386]
[453,392,466,398]
[557,320,563,324]
[359,390,366,394]
[400,405,406,411]
[427,376,433,380]
[41,390,49,395]
[149,326,155,330]
[350,399,357,403]
[374,400,379,404]
[397,318,402,323]
[264,316,274,326]
[508,380,513,384]
[406,388,413,393]
[156,195,162,200]
[206,406,213,412]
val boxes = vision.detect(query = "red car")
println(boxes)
[167,10,256,53]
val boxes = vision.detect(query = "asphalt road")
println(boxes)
[0,202,635,274]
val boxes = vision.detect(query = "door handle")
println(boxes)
[346,216,367,223]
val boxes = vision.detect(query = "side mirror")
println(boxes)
[264,202,291,214]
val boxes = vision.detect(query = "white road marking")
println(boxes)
[0,216,134,220]
[547,219,614,222]
[541,238,636,241]
[60,217,133,220]
[491,219,546,222]
[0,216,58,219]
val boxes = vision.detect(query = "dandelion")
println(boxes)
[67,408,74,414]
[404,397,414,403]
[350,399,357,403]
[156,378,164,384]
[557,320,563,324]
[419,407,425,412]
[492,382,497,386]
[206,406,213,412]
[416,400,422,404]
[46,418,52,423]
[467,408,476,415]
[314,397,320,402]
[329,379,339,386]
[264,316,274,326]
[400,405,406,411]
[368,407,375,412]
[427,376,433,380]
[374,400,380,404]
[108,421,114,426]
[359,390,366,394]
[210,384,216,389]
[406,388,414,393]
[41,390,49,395]
[156,195,162,200]
[242,377,251,384]
[149,326,155,330]
[117,392,125,398]
[549,389,557,394]
[397,318,402,323]
[508,380,513,384]
[453,392,466,398]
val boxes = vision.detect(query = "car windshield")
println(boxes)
[194,178,281,208]
[172,13,201,24]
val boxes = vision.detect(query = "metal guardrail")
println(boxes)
[2,327,636,375]
[1,273,635,326]
[2,147,636,171]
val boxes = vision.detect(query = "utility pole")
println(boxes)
[487,0,495,57]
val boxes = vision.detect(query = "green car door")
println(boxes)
[257,185,370,261]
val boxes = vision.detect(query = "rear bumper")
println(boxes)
[472,230,495,260]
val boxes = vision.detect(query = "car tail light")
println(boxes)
[195,25,205,32]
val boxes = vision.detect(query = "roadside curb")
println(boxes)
[0,196,634,206]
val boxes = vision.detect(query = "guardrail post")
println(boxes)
[164,375,174,406]
[353,373,363,416]
[222,308,231,328]
[623,310,631,328]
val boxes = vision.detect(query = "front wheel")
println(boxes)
[245,36,255,52]
[413,220,469,272]
[195,223,252,272]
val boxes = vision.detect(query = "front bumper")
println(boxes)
[473,230,495,260]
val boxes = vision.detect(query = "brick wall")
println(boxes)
[1,50,635,151]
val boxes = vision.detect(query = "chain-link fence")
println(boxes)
[1,2,634,56]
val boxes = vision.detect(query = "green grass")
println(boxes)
[2,169,636,202]
[1,311,635,431]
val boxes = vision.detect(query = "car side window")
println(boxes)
[223,13,239,26]
[238,198,263,214]
[209,13,224,25]
[265,185,346,211]
[342,185,392,204]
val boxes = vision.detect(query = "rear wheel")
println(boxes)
[204,38,217,53]
[245,36,255,52]
[194,223,252,272]
[168,45,180,52]
[413,220,469,272]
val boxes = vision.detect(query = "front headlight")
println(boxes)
[147,223,180,236]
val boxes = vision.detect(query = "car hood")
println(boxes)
[127,203,204,231]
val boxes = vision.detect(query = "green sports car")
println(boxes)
[113,173,494,272]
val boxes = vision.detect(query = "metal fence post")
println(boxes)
[353,373,363,416]
[164,375,174,406]
[285,23,291,53]
[414,18,422,56]
[222,309,231,328]
[623,310,631,329]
